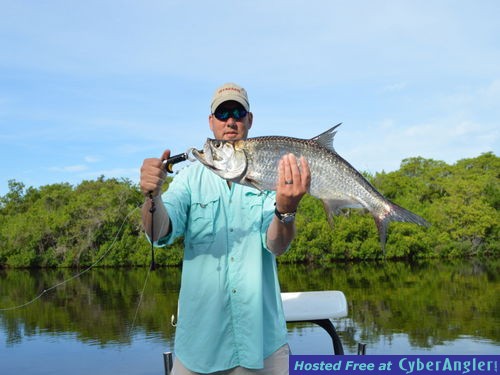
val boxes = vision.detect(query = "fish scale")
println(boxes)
[192,125,429,252]
[245,136,383,209]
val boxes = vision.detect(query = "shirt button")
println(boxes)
[232,289,237,294]
[229,228,234,232]
[230,257,235,262]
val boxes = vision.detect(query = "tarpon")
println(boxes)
[192,124,429,251]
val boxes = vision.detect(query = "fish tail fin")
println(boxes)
[374,202,430,253]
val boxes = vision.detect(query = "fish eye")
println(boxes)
[214,141,222,148]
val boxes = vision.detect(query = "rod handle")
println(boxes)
[162,152,188,173]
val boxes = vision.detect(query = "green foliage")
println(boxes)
[0,153,498,268]
[282,152,499,263]
[0,178,170,268]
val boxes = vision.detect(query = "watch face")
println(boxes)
[275,207,296,223]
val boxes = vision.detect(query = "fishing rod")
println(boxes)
[0,151,193,312]
[148,152,190,271]
[1,150,193,337]
[130,151,193,333]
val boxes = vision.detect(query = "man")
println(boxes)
[140,83,310,375]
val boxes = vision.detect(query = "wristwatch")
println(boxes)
[274,207,296,224]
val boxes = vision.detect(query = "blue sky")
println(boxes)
[1,1,499,196]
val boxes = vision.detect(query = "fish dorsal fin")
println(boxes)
[310,123,342,152]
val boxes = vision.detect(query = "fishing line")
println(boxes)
[0,205,140,312]
[1,151,191,338]
[128,152,191,334]
[128,193,159,335]
[129,260,153,335]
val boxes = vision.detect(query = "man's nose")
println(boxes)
[225,117,237,126]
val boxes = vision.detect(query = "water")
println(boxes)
[1,259,498,375]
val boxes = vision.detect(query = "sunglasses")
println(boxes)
[213,107,248,121]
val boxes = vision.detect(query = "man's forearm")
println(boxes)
[266,216,296,256]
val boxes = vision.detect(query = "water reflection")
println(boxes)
[1,258,499,356]
[279,258,499,354]
[0,267,181,347]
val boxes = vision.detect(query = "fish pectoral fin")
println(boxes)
[321,200,337,228]
[310,123,342,152]
[321,198,364,227]
[373,215,390,255]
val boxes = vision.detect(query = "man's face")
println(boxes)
[209,100,253,140]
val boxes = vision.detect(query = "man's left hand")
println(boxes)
[275,153,311,214]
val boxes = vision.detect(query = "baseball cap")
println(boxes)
[210,83,250,113]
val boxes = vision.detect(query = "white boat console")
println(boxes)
[281,290,348,355]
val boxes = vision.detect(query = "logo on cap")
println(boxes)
[211,83,250,113]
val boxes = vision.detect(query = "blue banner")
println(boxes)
[290,355,499,375]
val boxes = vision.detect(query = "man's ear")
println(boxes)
[208,114,215,132]
[247,112,253,129]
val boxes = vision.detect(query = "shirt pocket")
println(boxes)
[243,191,265,231]
[187,195,219,247]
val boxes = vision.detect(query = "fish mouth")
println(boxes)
[188,148,205,162]
[191,148,203,156]
[191,148,204,160]
[191,148,218,170]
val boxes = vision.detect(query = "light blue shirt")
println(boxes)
[156,162,288,373]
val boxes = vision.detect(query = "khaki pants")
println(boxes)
[171,344,290,375]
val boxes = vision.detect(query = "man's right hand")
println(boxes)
[140,149,171,198]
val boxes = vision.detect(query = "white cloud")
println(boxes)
[49,165,88,173]
[84,155,100,163]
